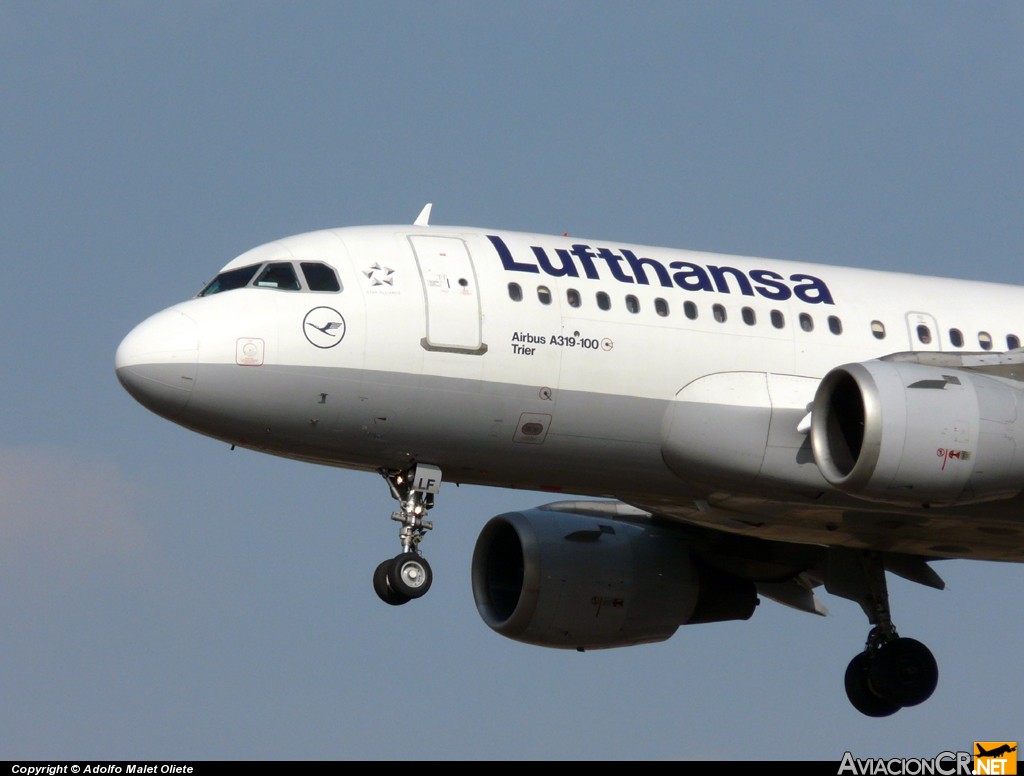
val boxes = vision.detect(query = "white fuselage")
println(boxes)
[115,223,1024,562]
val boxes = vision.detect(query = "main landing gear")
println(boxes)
[372,464,442,606]
[844,628,938,718]
[827,550,939,717]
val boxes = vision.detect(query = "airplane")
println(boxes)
[977,744,1017,758]
[115,203,1024,718]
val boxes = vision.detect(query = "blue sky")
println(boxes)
[2,1,1021,760]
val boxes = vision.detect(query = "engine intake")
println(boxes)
[810,360,1024,506]
[471,507,757,650]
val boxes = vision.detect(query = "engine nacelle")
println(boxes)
[810,359,1024,506]
[471,506,757,650]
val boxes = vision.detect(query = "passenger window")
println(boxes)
[828,316,843,335]
[1008,334,1021,350]
[567,288,581,308]
[684,301,698,320]
[597,291,611,310]
[916,325,932,345]
[770,310,784,329]
[871,321,886,340]
[537,286,552,305]
[949,328,963,348]
[979,332,993,351]
[255,262,300,290]
[508,282,523,301]
[799,313,814,332]
[625,294,640,314]
[300,262,341,292]
[655,298,669,317]
[713,304,727,323]
[741,307,756,326]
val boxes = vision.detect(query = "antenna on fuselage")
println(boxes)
[414,203,432,227]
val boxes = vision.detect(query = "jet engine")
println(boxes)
[810,359,1024,507]
[471,506,757,650]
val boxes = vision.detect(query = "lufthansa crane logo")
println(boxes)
[303,306,346,349]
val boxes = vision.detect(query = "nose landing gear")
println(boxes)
[373,464,441,606]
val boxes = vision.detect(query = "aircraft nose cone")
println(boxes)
[115,308,199,417]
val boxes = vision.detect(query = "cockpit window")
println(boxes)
[301,262,341,292]
[198,263,260,297]
[199,260,336,296]
[254,262,300,290]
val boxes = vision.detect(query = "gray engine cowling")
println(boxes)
[471,506,757,650]
[810,359,1024,506]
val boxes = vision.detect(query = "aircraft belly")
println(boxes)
[180,362,680,490]
[180,361,1024,561]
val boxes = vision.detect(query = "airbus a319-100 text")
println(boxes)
[115,204,1024,717]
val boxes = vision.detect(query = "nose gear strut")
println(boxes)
[372,464,441,606]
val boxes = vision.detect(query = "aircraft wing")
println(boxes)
[540,498,948,618]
